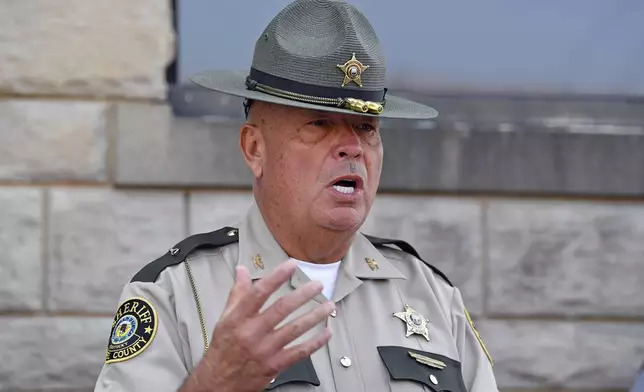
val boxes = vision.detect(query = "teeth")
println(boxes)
[333,185,355,194]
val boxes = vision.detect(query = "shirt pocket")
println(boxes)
[377,346,468,392]
[264,357,319,391]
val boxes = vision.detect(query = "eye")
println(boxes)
[355,123,377,133]
[309,119,330,127]
[299,118,332,144]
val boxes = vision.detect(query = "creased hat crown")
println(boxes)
[251,0,386,93]
[189,0,438,119]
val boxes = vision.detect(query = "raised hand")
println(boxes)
[181,260,334,392]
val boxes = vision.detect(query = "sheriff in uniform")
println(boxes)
[94,0,499,391]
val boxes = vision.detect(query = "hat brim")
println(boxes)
[190,70,438,120]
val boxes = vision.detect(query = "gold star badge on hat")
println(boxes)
[393,304,430,341]
[337,53,369,87]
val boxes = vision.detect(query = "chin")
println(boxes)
[317,207,365,232]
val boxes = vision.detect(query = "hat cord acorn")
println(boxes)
[244,76,385,115]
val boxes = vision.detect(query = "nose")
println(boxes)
[334,128,363,160]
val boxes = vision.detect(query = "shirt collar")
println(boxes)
[238,203,290,281]
[237,203,406,299]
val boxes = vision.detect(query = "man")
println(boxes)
[632,362,644,392]
[94,0,499,391]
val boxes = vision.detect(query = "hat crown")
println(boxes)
[251,0,386,93]
[189,0,438,119]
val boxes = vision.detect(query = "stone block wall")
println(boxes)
[1,2,643,392]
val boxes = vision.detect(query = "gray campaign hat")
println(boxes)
[190,0,438,119]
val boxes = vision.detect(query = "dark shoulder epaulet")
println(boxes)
[130,226,240,283]
[363,233,454,287]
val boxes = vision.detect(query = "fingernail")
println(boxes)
[283,260,297,269]
[235,265,246,277]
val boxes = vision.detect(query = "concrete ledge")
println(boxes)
[113,103,253,187]
[114,96,644,196]
[379,126,644,195]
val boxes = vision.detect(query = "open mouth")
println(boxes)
[331,177,362,195]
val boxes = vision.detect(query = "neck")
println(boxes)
[258,204,356,264]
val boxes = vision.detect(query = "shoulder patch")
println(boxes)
[130,226,240,283]
[363,233,454,287]
[106,297,157,364]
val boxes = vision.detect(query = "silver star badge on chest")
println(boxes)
[393,304,430,341]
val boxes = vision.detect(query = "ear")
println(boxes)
[239,123,264,179]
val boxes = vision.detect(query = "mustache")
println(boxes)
[320,160,368,185]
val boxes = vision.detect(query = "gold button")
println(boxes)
[429,374,438,385]
[330,310,337,317]
[340,356,351,367]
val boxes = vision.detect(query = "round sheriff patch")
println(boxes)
[106,297,157,364]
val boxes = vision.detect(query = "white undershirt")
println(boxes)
[292,258,341,300]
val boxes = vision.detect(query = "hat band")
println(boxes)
[248,68,386,101]
[246,68,386,114]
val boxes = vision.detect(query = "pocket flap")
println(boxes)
[264,356,320,390]
[377,346,467,392]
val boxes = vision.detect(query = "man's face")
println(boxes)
[246,102,383,233]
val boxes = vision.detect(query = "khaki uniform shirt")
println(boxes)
[94,204,499,391]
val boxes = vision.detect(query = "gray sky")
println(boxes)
[177,0,644,95]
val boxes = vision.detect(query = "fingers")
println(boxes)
[267,300,335,353]
[270,328,332,372]
[257,280,324,331]
[206,262,334,390]
[224,265,252,309]
[235,260,299,316]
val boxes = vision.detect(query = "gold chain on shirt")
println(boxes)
[184,260,210,354]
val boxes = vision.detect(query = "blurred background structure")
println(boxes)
[1,0,644,391]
